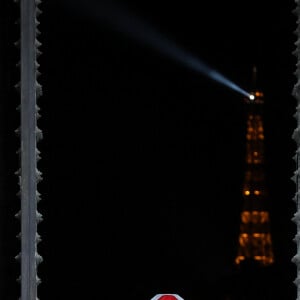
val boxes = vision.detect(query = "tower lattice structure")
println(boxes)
[235,89,274,266]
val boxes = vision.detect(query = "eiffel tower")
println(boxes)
[235,67,274,266]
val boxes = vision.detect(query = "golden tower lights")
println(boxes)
[235,88,274,266]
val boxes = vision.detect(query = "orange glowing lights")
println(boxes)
[235,256,245,264]
[240,211,270,224]
[255,91,264,97]
[243,190,262,197]
[236,89,273,267]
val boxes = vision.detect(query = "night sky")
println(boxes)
[0,0,298,299]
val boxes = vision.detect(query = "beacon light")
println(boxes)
[249,94,255,101]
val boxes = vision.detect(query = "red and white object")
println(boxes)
[151,294,184,300]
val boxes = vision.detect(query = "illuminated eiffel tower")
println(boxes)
[235,67,274,266]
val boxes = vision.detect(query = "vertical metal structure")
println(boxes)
[16,0,43,299]
[235,89,274,266]
[292,1,300,298]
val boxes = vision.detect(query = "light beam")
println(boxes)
[65,0,252,99]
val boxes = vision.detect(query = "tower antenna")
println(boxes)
[252,65,257,90]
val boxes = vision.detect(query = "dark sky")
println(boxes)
[0,0,298,299]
